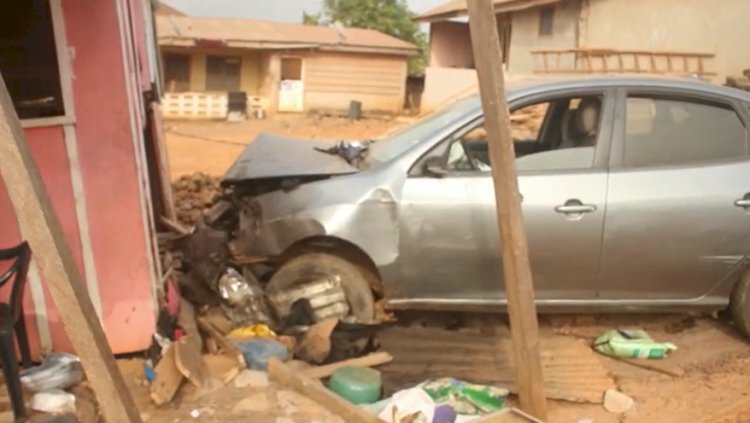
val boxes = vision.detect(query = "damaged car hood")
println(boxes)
[224,133,360,183]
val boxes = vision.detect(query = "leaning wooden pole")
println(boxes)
[467,0,548,419]
[0,74,142,423]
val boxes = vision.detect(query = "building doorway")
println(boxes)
[278,57,304,112]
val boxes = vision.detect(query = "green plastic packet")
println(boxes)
[593,328,677,359]
[421,378,508,415]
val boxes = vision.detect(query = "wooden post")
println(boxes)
[467,1,547,419]
[0,75,142,423]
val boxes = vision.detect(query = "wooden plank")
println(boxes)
[197,316,245,365]
[174,335,210,388]
[150,345,184,405]
[466,1,547,419]
[0,74,142,423]
[148,101,177,221]
[304,352,393,379]
[600,354,684,377]
[268,357,381,423]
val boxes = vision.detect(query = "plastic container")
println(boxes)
[234,339,288,371]
[327,366,381,405]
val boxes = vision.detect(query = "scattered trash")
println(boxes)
[593,329,677,359]
[189,409,201,418]
[21,353,83,392]
[433,404,458,423]
[421,378,508,415]
[218,268,273,326]
[327,366,382,404]
[378,388,435,423]
[228,323,276,339]
[143,360,156,382]
[234,369,269,388]
[235,338,289,370]
[31,390,76,414]
[603,388,634,414]
[577,418,594,423]
[313,140,370,166]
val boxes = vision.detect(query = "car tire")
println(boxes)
[268,252,375,323]
[730,270,750,337]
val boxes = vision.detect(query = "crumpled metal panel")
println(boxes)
[236,171,401,267]
[223,133,358,183]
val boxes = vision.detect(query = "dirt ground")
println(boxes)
[106,313,750,423]
[164,114,407,180]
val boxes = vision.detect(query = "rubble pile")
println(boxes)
[171,172,222,226]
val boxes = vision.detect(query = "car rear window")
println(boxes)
[624,96,748,168]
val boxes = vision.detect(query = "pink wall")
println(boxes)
[429,21,474,69]
[0,0,157,356]
[0,126,84,356]
[63,0,155,353]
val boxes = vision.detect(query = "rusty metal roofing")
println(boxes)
[414,0,563,22]
[157,15,419,56]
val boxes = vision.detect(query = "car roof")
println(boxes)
[503,74,750,102]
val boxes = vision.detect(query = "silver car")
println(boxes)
[224,76,750,334]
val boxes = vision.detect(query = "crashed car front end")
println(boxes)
[230,165,401,269]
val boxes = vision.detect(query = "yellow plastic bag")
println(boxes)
[228,324,276,339]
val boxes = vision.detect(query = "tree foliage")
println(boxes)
[303,0,428,75]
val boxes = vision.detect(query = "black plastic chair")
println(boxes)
[0,242,32,421]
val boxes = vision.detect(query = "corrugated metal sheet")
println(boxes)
[415,0,563,22]
[303,53,408,113]
[378,326,615,403]
[157,16,418,56]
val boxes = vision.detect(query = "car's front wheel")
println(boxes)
[730,269,750,337]
[267,252,375,323]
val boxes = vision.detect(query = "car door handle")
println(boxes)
[555,204,597,214]
[735,199,750,208]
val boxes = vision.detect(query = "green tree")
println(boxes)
[303,0,428,75]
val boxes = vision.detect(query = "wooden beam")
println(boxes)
[0,75,142,423]
[304,352,393,379]
[466,1,547,420]
[267,357,381,423]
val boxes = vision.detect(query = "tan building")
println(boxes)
[417,0,750,110]
[156,15,418,115]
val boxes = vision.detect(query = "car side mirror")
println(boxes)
[423,156,447,177]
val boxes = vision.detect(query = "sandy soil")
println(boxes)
[164,114,406,180]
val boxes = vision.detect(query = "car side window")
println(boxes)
[444,95,603,173]
[624,96,748,168]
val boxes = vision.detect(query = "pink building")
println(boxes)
[0,0,168,356]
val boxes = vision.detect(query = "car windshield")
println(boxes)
[368,96,480,164]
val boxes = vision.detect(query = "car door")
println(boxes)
[395,89,615,305]
[599,88,750,301]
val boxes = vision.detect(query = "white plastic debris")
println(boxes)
[21,352,83,392]
[378,388,435,423]
[31,389,76,414]
[604,388,634,414]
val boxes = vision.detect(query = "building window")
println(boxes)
[280,58,303,81]
[205,56,241,92]
[539,6,555,37]
[163,53,191,92]
[0,0,65,119]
